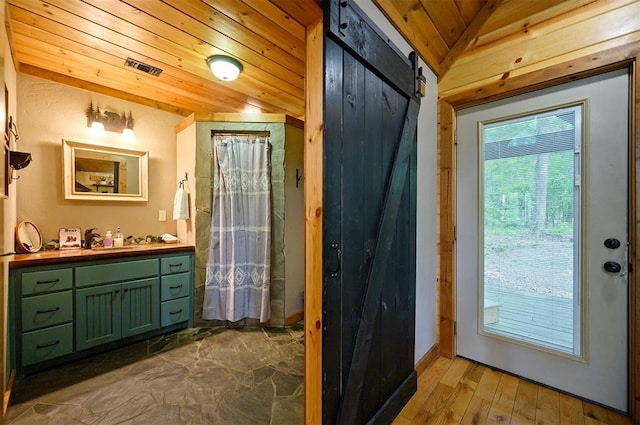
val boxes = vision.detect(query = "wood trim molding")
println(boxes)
[631,56,639,423]
[414,344,440,377]
[438,40,640,422]
[174,112,305,133]
[304,16,324,425]
[285,311,304,326]
[19,64,190,117]
[438,101,456,359]
[3,371,15,418]
[438,0,504,80]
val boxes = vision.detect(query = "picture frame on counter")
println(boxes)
[59,227,82,250]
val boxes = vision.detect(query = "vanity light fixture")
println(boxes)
[206,55,243,81]
[121,112,136,143]
[89,112,106,138]
[86,103,136,141]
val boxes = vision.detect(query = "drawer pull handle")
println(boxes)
[36,340,60,349]
[169,263,182,272]
[36,307,60,314]
[169,284,183,290]
[36,279,60,285]
[169,309,183,315]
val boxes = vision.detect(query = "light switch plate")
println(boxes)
[158,210,167,221]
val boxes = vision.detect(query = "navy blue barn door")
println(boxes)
[322,1,421,423]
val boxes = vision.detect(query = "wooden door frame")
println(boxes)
[438,41,640,421]
[304,16,324,425]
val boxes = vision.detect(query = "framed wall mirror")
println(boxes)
[62,139,148,201]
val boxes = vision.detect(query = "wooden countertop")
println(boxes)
[6,243,195,269]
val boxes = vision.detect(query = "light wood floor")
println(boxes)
[393,356,631,425]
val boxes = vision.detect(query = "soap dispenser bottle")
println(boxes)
[114,227,124,248]
[104,230,113,248]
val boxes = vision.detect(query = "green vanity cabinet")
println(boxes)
[160,256,193,327]
[10,248,194,377]
[17,267,74,368]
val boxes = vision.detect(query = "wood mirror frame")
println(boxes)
[62,139,148,202]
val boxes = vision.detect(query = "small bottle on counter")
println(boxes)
[103,230,113,248]
[114,227,124,247]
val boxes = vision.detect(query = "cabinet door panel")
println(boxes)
[76,283,121,350]
[22,291,72,331]
[122,277,160,337]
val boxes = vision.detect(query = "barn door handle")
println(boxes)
[330,243,341,278]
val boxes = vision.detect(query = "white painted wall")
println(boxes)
[353,0,438,363]
[1,0,17,393]
[175,121,196,245]
[284,125,305,319]
[16,74,184,242]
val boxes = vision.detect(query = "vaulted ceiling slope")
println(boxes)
[374,0,640,99]
[6,0,321,118]
[7,1,640,119]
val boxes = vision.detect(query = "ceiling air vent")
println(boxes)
[124,57,163,77]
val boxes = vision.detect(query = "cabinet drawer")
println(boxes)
[161,273,191,301]
[161,297,190,327]
[76,259,158,287]
[22,292,73,331]
[21,269,72,295]
[160,255,191,275]
[22,323,73,366]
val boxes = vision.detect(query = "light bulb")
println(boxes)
[90,121,106,137]
[121,128,136,143]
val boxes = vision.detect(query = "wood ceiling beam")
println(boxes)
[419,0,467,49]
[268,0,322,27]
[19,64,192,116]
[372,0,448,75]
[438,0,504,81]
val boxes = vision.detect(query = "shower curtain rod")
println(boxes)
[210,130,271,137]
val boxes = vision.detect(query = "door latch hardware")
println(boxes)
[604,238,621,249]
[603,261,622,273]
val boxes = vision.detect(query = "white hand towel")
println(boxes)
[173,188,189,220]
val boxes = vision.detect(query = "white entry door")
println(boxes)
[456,68,629,412]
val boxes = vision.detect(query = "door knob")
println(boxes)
[604,238,621,249]
[603,261,622,273]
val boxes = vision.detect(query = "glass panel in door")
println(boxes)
[480,105,582,356]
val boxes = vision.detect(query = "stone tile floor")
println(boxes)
[6,322,304,424]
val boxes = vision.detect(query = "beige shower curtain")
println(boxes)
[203,134,271,322]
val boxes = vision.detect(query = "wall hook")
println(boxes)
[179,172,188,189]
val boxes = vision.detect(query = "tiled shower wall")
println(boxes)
[193,122,288,326]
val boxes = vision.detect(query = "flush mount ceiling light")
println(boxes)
[206,55,243,81]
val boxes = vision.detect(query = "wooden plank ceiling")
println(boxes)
[6,0,322,117]
[7,0,640,118]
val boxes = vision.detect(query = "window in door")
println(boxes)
[480,104,583,357]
